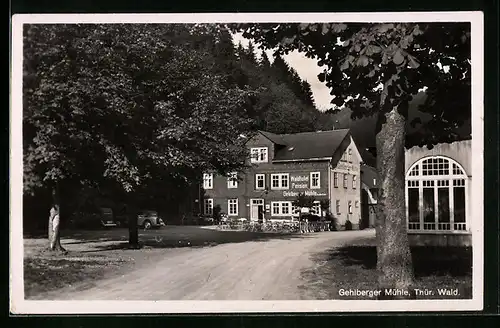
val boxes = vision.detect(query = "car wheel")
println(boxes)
[143,220,152,230]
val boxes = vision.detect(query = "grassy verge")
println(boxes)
[300,244,472,300]
[24,249,131,299]
[22,226,293,299]
[23,236,177,299]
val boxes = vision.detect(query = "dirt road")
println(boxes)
[47,229,375,300]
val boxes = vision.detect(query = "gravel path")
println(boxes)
[43,229,375,300]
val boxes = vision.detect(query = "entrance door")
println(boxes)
[360,190,370,230]
[250,199,264,221]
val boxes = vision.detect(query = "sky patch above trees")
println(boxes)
[232,32,331,111]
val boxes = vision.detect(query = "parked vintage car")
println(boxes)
[137,210,165,229]
[100,207,118,228]
[180,213,214,225]
[68,207,118,230]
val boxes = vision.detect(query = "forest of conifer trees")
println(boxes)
[220,31,335,134]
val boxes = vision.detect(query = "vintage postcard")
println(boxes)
[10,11,484,314]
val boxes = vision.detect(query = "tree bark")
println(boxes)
[48,186,67,253]
[127,205,140,249]
[375,106,415,299]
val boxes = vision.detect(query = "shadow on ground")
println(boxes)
[299,244,472,300]
[81,229,313,252]
[27,226,315,252]
[329,245,472,277]
[24,226,318,299]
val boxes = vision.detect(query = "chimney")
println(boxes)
[333,120,339,130]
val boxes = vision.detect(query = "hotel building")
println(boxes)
[201,129,364,230]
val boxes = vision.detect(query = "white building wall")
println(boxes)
[330,137,362,229]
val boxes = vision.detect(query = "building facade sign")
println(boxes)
[290,175,309,189]
[280,173,328,197]
[283,190,327,197]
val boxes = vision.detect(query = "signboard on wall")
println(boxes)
[282,174,327,198]
[283,190,327,197]
[290,175,309,189]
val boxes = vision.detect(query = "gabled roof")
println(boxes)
[258,129,351,162]
[361,164,380,188]
[258,130,286,146]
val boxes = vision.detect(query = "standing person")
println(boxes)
[48,204,65,252]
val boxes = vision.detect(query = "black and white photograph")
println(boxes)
[10,12,484,313]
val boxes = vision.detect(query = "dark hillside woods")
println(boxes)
[233,37,335,134]
[234,22,471,298]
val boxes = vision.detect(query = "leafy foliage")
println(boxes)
[23,24,255,198]
[292,192,316,209]
[233,22,471,148]
[230,40,335,134]
[319,199,330,211]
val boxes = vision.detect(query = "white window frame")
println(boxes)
[272,202,280,215]
[334,172,338,188]
[335,200,341,214]
[270,201,293,216]
[227,172,238,189]
[270,173,289,190]
[343,173,348,188]
[282,202,290,215]
[250,147,268,163]
[228,198,238,216]
[204,198,213,216]
[348,200,353,214]
[355,200,359,208]
[405,155,469,233]
[348,148,353,163]
[310,172,321,189]
[203,173,213,189]
[352,175,357,189]
[255,174,266,190]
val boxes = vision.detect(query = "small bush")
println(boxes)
[345,220,353,231]
[325,212,337,231]
[212,205,222,223]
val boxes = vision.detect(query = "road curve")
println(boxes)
[52,229,375,300]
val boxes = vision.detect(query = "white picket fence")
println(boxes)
[218,220,332,233]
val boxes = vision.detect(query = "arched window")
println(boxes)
[405,156,468,233]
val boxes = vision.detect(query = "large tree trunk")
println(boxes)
[127,205,140,249]
[48,186,67,253]
[375,107,415,299]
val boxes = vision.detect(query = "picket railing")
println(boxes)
[218,220,332,233]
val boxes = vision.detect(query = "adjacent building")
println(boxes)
[405,139,472,246]
[200,127,473,243]
[360,164,379,229]
[201,129,364,230]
